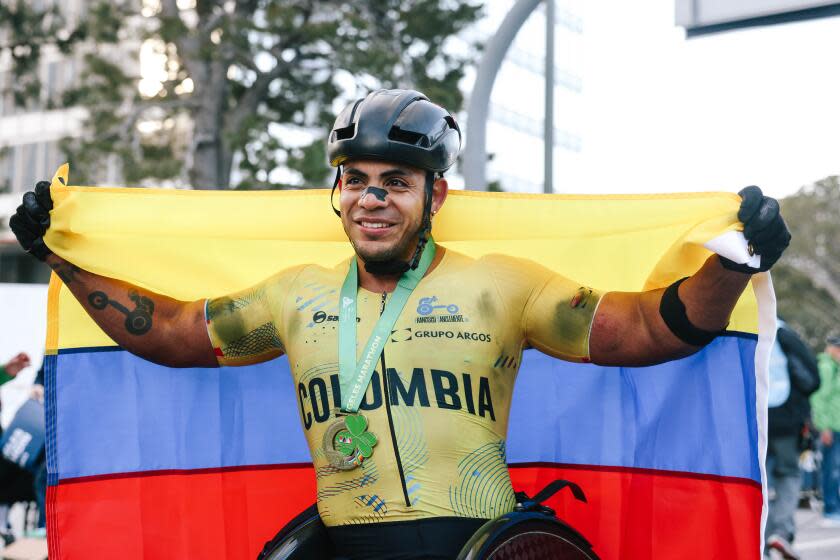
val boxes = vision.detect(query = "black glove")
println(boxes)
[719,185,791,273]
[9,181,54,261]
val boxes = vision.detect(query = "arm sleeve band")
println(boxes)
[659,277,724,347]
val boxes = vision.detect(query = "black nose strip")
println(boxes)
[361,186,388,202]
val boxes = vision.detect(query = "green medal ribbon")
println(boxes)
[324,238,436,469]
[338,237,436,412]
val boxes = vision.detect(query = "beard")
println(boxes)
[350,223,422,267]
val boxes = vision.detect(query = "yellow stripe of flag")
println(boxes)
[43,164,756,351]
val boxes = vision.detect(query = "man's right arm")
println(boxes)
[45,253,218,368]
[10,179,218,368]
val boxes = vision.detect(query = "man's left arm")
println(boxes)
[589,186,790,367]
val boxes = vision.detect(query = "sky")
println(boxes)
[577,0,840,198]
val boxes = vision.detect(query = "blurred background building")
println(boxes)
[455,0,584,194]
[1,0,80,281]
[0,0,125,282]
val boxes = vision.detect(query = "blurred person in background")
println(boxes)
[765,320,820,559]
[0,354,30,392]
[812,336,840,527]
[0,354,42,542]
[0,362,47,541]
[0,353,31,432]
[26,365,46,535]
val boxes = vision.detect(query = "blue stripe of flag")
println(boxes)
[507,336,760,482]
[52,335,758,483]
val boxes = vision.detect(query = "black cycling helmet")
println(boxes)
[328,89,461,275]
[328,89,461,173]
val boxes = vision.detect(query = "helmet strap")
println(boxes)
[330,167,342,217]
[363,171,435,276]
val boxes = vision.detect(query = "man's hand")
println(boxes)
[821,429,834,447]
[3,352,31,376]
[720,186,791,273]
[9,180,53,261]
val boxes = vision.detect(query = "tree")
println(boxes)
[1,0,481,189]
[0,0,99,107]
[774,176,840,351]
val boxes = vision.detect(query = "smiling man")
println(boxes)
[10,89,791,560]
[341,162,435,281]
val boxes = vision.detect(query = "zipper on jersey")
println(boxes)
[379,291,412,508]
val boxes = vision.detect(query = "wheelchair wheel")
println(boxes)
[458,514,599,560]
[258,503,334,560]
[482,519,598,560]
[458,479,600,560]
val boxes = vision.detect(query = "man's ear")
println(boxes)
[431,177,449,215]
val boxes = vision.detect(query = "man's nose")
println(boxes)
[358,186,389,209]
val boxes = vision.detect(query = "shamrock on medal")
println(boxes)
[334,414,377,460]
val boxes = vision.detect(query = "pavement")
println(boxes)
[767,507,840,560]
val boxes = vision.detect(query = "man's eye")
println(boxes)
[386,180,408,188]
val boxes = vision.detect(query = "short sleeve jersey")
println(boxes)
[205,248,602,526]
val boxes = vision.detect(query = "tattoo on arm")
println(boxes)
[88,290,155,335]
[49,262,81,285]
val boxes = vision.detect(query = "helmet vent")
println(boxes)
[333,124,356,141]
[388,126,428,147]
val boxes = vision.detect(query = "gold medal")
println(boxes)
[322,412,378,471]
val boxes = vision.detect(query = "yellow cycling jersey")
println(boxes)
[205,247,603,526]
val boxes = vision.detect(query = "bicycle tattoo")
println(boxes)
[88,290,155,335]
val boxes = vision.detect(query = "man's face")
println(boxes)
[828,344,840,362]
[339,159,447,265]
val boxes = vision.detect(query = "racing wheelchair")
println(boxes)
[257,479,600,560]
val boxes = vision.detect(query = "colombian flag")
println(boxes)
[42,164,773,559]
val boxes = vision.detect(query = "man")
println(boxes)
[10,89,790,559]
[765,320,820,559]
[812,335,840,527]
